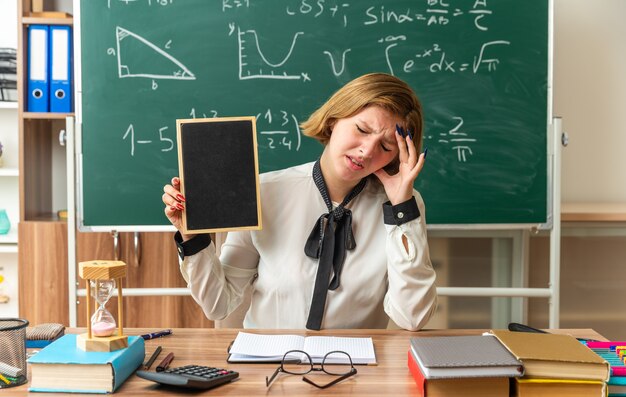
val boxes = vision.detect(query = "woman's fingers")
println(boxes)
[395,124,409,164]
[163,182,185,203]
[405,130,418,167]
[162,178,186,215]
[162,192,185,211]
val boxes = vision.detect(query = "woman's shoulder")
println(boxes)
[259,162,314,185]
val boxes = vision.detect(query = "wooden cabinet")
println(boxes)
[18,221,68,323]
[16,0,213,328]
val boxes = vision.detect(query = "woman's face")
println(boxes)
[321,105,401,186]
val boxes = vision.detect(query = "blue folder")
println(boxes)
[27,25,49,112]
[49,25,72,113]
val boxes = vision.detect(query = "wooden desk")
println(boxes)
[14,328,605,396]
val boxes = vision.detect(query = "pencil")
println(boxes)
[156,352,175,372]
[143,346,162,370]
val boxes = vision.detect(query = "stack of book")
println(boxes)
[491,330,610,397]
[585,340,626,397]
[408,334,523,397]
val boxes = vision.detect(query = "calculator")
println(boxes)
[136,364,239,390]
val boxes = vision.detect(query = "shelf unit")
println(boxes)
[16,0,73,324]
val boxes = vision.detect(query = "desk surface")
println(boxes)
[14,328,605,396]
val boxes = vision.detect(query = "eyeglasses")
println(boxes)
[265,350,357,389]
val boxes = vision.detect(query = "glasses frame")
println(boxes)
[265,349,357,389]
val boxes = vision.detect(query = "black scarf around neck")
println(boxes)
[304,160,366,330]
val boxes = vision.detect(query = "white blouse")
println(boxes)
[179,162,437,330]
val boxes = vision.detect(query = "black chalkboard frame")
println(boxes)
[176,117,262,234]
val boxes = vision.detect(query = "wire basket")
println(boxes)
[0,318,29,388]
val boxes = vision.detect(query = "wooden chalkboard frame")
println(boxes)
[176,117,262,234]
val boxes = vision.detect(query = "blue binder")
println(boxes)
[27,25,49,112]
[49,25,72,113]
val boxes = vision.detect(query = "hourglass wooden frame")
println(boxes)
[77,260,128,352]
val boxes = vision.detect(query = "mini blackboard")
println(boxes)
[176,117,262,234]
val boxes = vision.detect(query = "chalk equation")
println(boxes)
[378,36,510,75]
[425,116,477,162]
[106,1,510,84]
[121,108,302,157]
[364,1,492,31]
[121,110,473,163]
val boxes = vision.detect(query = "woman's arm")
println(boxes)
[178,231,259,321]
[382,192,438,331]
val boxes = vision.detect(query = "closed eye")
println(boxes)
[356,124,392,152]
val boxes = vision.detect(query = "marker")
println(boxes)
[141,329,173,340]
[423,147,428,158]
[156,352,175,372]
[143,346,163,370]
[0,373,9,385]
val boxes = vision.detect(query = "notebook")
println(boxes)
[409,334,524,378]
[227,332,376,364]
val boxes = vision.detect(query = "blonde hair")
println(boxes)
[301,73,423,174]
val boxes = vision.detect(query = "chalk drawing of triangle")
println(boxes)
[116,26,195,80]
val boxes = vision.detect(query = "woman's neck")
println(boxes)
[319,154,359,204]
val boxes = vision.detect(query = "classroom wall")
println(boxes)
[555,0,626,203]
[0,1,18,48]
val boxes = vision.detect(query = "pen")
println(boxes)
[156,352,175,372]
[143,346,162,370]
[141,329,173,340]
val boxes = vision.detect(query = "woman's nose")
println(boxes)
[359,138,377,159]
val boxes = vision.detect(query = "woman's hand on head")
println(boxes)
[162,177,191,239]
[373,129,426,205]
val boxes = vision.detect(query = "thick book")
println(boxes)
[407,350,509,397]
[227,332,376,364]
[28,334,145,393]
[491,330,610,381]
[513,378,606,397]
[409,334,524,378]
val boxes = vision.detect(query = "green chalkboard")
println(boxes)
[78,0,549,228]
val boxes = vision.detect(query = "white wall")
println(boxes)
[0,0,17,48]
[554,0,626,203]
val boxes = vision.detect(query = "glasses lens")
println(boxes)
[322,351,353,375]
[282,351,312,375]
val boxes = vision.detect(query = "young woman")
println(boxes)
[162,73,437,330]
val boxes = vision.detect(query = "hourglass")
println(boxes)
[77,261,128,352]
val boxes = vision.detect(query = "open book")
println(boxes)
[227,332,377,364]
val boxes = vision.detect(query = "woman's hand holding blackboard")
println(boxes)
[163,177,191,241]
